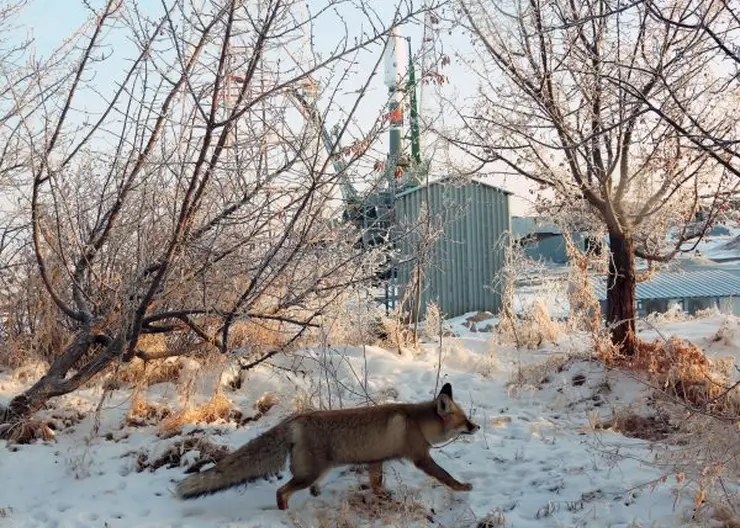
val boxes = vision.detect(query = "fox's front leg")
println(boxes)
[413,455,472,491]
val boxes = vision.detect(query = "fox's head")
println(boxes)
[431,382,480,442]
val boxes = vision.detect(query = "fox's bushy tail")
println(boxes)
[176,421,292,500]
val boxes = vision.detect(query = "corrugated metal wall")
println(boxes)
[394,180,511,319]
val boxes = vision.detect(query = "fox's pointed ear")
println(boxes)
[439,382,453,400]
[436,393,452,415]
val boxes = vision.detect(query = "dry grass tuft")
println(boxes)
[507,354,576,393]
[103,357,185,391]
[709,317,740,347]
[423,302,444,339]
[125,391,172,428]
[476,336,502,377]
[374,314,416,352]
[134,435,230,473]
[598,336,740,415]
[497,299,561,349]
[255,392,279,414]
[564,241,603,334]
[0,271,72,369]
[157,392,238,438]
[650,398,740,519]
[593,327,740,518]
[710,504,740,528]
[643,303,691,326]
[594,411,676,441]
[332,488,432,526]
[292,391,316,413]
[136,333,168,357]
[310,504,356,528]
[477,508,509,528]
[0,417,56,445]
[317,295,390,348]
[11,360,50,385]
[230,319,298,351]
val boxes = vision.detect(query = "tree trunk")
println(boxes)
[606,230,638,356]
[2,334,123,423]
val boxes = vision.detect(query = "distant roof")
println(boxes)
[511,216,562,236]
[592,269,740,301]
[510,215,600,236]
[394,176,512,199]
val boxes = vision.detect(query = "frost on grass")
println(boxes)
[709,316,740,347]
[312,488,433,528]
[593,410,676,441]
[0,417,56,445]
[104,357,185,391]
[3,311,740,527]
[506,354,578,394]
[589,317,740,522]
[599,334,740,414]
[126,391,172,428]
[496,299,562,349]
[134,434,230,474]
[157,393,237,438]
[476,508,508,528]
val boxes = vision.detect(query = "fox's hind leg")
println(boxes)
[309,469,330,497]
[277,477,319,510]
[369,462,390,499]
[276,443,327,510]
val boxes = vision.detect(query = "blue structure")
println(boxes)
[592,269,740,317]
[511,216,592,264]
[393,178,511,319]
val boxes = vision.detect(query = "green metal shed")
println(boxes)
[392,177,511,320]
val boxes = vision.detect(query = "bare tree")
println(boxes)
[0,0,61,264]
[442,0,730,354]
[1,0,436,423]
[638,0,740,180]
[0,0,78,361]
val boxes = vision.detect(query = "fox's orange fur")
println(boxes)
[175,382,479,510]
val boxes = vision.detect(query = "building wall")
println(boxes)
[522,233,586,264]
[685,297,717,314]
[732,297,740,315]
[638,298,669,317]
[394,181,510,319]
[614,296,740,318]
[719,297,736,314]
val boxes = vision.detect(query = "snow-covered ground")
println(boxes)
[680,226,740,261]
[1,313,738,527]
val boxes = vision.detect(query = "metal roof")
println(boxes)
[511,216,562,236]
[592,269,740,301]
[394,176,512,199]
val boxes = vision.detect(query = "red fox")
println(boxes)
[176,382,479,510]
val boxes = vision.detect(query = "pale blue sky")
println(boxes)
[13,0,535,214]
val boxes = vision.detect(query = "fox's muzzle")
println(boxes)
[462,419,480,435]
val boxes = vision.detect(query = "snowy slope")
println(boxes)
[1,315,738,527]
